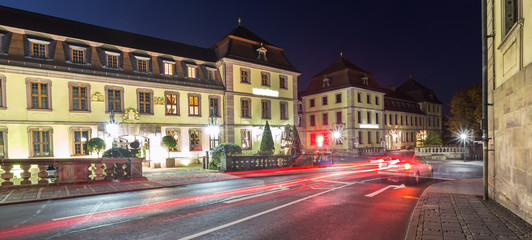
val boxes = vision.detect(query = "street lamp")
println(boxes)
[205,108,220,150]
[459,133,468,162]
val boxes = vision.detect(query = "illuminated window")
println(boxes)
[165,92,179,115]
[280,76,287,89]
[71,48,85,63]
[106,53,119,68]
[322,113,328,125]
[241,130,252,150]
[189,129,201,151]
[188,95,200,116]
[208,69,216,81]
[164,62,174,75]
[137,59,148,72]
[261,100,271,119]
[167,129,180,152]
[241,98,251,118]
[72,86,88,111]
[30,82,49,109]
[280,102,288,120]
[72,130,89,155]
[138,91,152,114]
[31,42,47,58]
[241,69,250,83]
[261,72,270,86]
[107,89,122,112]
[31,129,52,157]
[209,97,220,117]
[187,66,197,78]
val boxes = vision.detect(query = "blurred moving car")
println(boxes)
[375,155,433,185]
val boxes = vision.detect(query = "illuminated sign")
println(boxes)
[252,88,279,97]
[359,124,379,129]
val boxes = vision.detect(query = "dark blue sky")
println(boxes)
[0,0,480,114]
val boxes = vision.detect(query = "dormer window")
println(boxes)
[205,67,217,81]
[256,42,267,61]
[361,74,369,85]
[187,65,197,78]
[105,51,120,68]
[70,46,86,64]
[135,56,150,72]
[29,38,49,58]
[323,77,330,87]
[163,61,175,75]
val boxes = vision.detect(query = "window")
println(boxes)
[376,113,379,124]
[241,98,251,118]
[503,0,519,36]
[31,41,47,58]
[322,96,328,106]
[261,72,270,86]
[188,94,200,116]
[187,66,197,78]
[336,94,342,103]
[107,88,122,112]
[357,93,361,103]
[0,75,6,108]
[0,129,6,159]
[375,96,379,105]
[401,116,404,125]
[368,132,372,144]
[163,61,174,75]
[358,111,362,123]
[165,92,179,115]
[389,114,392,125]
[358,131,363,144]
[310,99,315,107]
[367,112,371,124]
[310,115,316,126]
[31,129,52,157]
[167,129,180,152]
[376,132,380,143]
[210,134,219,150]
[322,113,328,125]
[137,58,148,72]
[189,130,202,151]
[240,69,250,83]
[395,115,398,125]
[280,102,288,120]
[336,112,342,124]
[138,90,152,114]
[415,117,418,126]
[105,52,119,68]
[71,47,85,63]
[29,82,50,109]
[208,69,216,81]
[280,76,287,89]
[384,114,387,125]
[405,116,408,125]
[261,100,271,119]
[71,85,88,111]
[72,129,89,155]
[367,94,371,104]
[209,96,220,117]
[241,130,252,150]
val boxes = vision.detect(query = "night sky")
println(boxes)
[0,0,480,115]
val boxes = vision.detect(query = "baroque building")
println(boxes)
[299,56,442,153]
[485,0,532,224]
[0,6,299,161]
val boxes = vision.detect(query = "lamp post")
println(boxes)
[460,133,467,162]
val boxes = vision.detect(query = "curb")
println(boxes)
[403,184,431,240]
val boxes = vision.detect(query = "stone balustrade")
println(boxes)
[221,155,294,172]
[0,158,144,187]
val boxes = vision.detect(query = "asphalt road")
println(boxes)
[0,162,439,240]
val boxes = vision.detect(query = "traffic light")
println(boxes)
[316,135,324,147]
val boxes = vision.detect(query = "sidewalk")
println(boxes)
[0,165,230,205]
[405,178,532,240]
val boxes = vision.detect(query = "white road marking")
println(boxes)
[179,182,356,240]
[223,187,289,204]
[313,179,353,185]
[52,201,103,221]
[364,184,406,198]
[0,189,15,203]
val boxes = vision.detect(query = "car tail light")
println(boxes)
[404,163,412,170]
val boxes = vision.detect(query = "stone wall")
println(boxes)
[491,62,532,224]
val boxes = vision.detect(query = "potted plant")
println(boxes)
[87,137,106,158]
[161,135,177,167]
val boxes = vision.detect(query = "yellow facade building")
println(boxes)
[0,7,299,162]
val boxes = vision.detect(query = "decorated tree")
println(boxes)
[258,121,275,155]
[87,138,106,158]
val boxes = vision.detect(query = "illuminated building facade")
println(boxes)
[299,56,442,153]
[0,6,299,161]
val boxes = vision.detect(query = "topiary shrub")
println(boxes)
[210,143,242,170]
[292,127,302,155]
[102,147,135,158]
[161,135,177,158]
[258,121,275,155]
[87,138,106,158]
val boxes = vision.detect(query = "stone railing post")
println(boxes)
[20,163,32,185]
[37,164,49,185]
[1,164,13,186]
